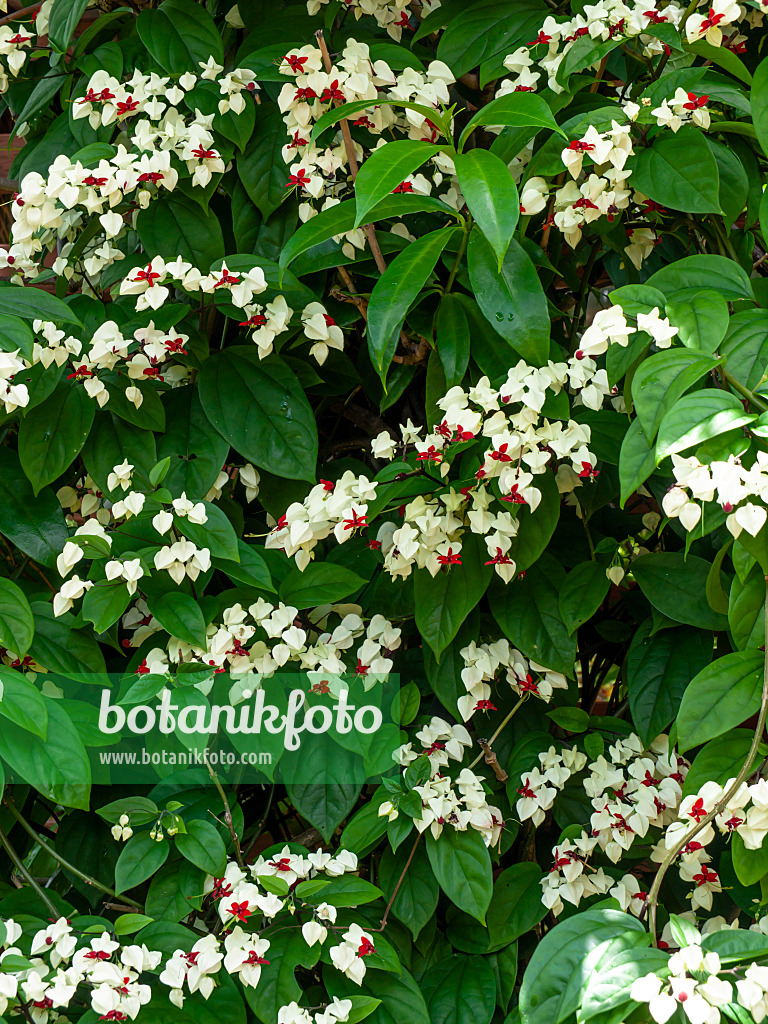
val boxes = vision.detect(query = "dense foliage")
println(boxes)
[1,0,768,1022]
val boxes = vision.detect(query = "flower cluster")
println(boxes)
[379,717,504,845]
[459,640,568,720]
[631,944,733,1024]
[121,596,401,685]
[662,453,768,538]
[268,362,607,579]
[0,845,378,1024]
[523,734,690,915]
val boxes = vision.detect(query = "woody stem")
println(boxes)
[644,577,768,944]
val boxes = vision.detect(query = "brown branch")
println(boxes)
[315,29,417,360]
[477,739,508,782]
[376,833,420,930]
[0,3,40,26]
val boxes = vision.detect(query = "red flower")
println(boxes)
[437,547,462,566]
[287,168,311,189]
[227,901,252,922]
[283,53,308,72]
[683,92,708,110]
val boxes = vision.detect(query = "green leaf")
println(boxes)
[213,541,275,593]
[378,841,438,940]
[467,230,550,365]
[238,108,290,220]
[114,913,155,936]
[631,552,728,632]
[175,820,227,875]
[280,563,365,607]
[11,72,68,142]
[459,91,565,151]
[29,602,107,680]
[618,416,656,506]
[176,503,239,562]
[0,696,89,809]
[676,649,764,751]
[115,831,170,893]
[0,286,80,325]
[721,310,768,391]
[286,740,362,842]
[279,194,455,274]
[454,150,518,269]
[199,348,317,482]
[325,966,429,1024]
[367,226,455,378]
[490,554,576,677]
[655,389,755,462]
[0,578,33,658]
[136,0,223,73]
[519,909,647,1024]
[157,386,230,500]
[682,729,757,797]
[730,565,768,651]
[0,669,47,739]
[665,289,729,354]
[708,138,749,229]
[82,581,131,635]
[646,254,753,302]
[0,313,34,360]
[578,948,671,1024]
[246,927,321,1024]
[732,832,768,887]
[558,561,610,636]
[137,193,224,273]
[435,294,470,388]
[627,621,712,745]
[146,592,207,648]
[547,707,590,733]
[426,827,493,924]
[414,532,493,661]
[48,0,90,52]
[688,39,752,85]
[629,125,721,214]
[556,35,623,87]
[82,412,157,497]
[303,875,384,908]
[631,349,721,442]
[421,955,496,1024]
[354,141,443,228]
[437,0,544,79]
[18,384,95,495]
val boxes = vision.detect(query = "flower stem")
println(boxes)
[0,819,60,919]
[4,800,143,910]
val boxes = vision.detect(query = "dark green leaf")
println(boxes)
[677,650,764,751]
[627,621,712,745]
[454,150,518,269]
[198,348,317,482]
[18,384,95,495]
[467,230,550,365]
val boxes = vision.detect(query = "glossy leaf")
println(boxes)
[677,649,764,751]
[367,227,454,377]
[454,150,519,269]
[198,347,317,482]
[18,384,95,495]
[467,230,550,365]
[426,827,493,924]
[355,141,444,228]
